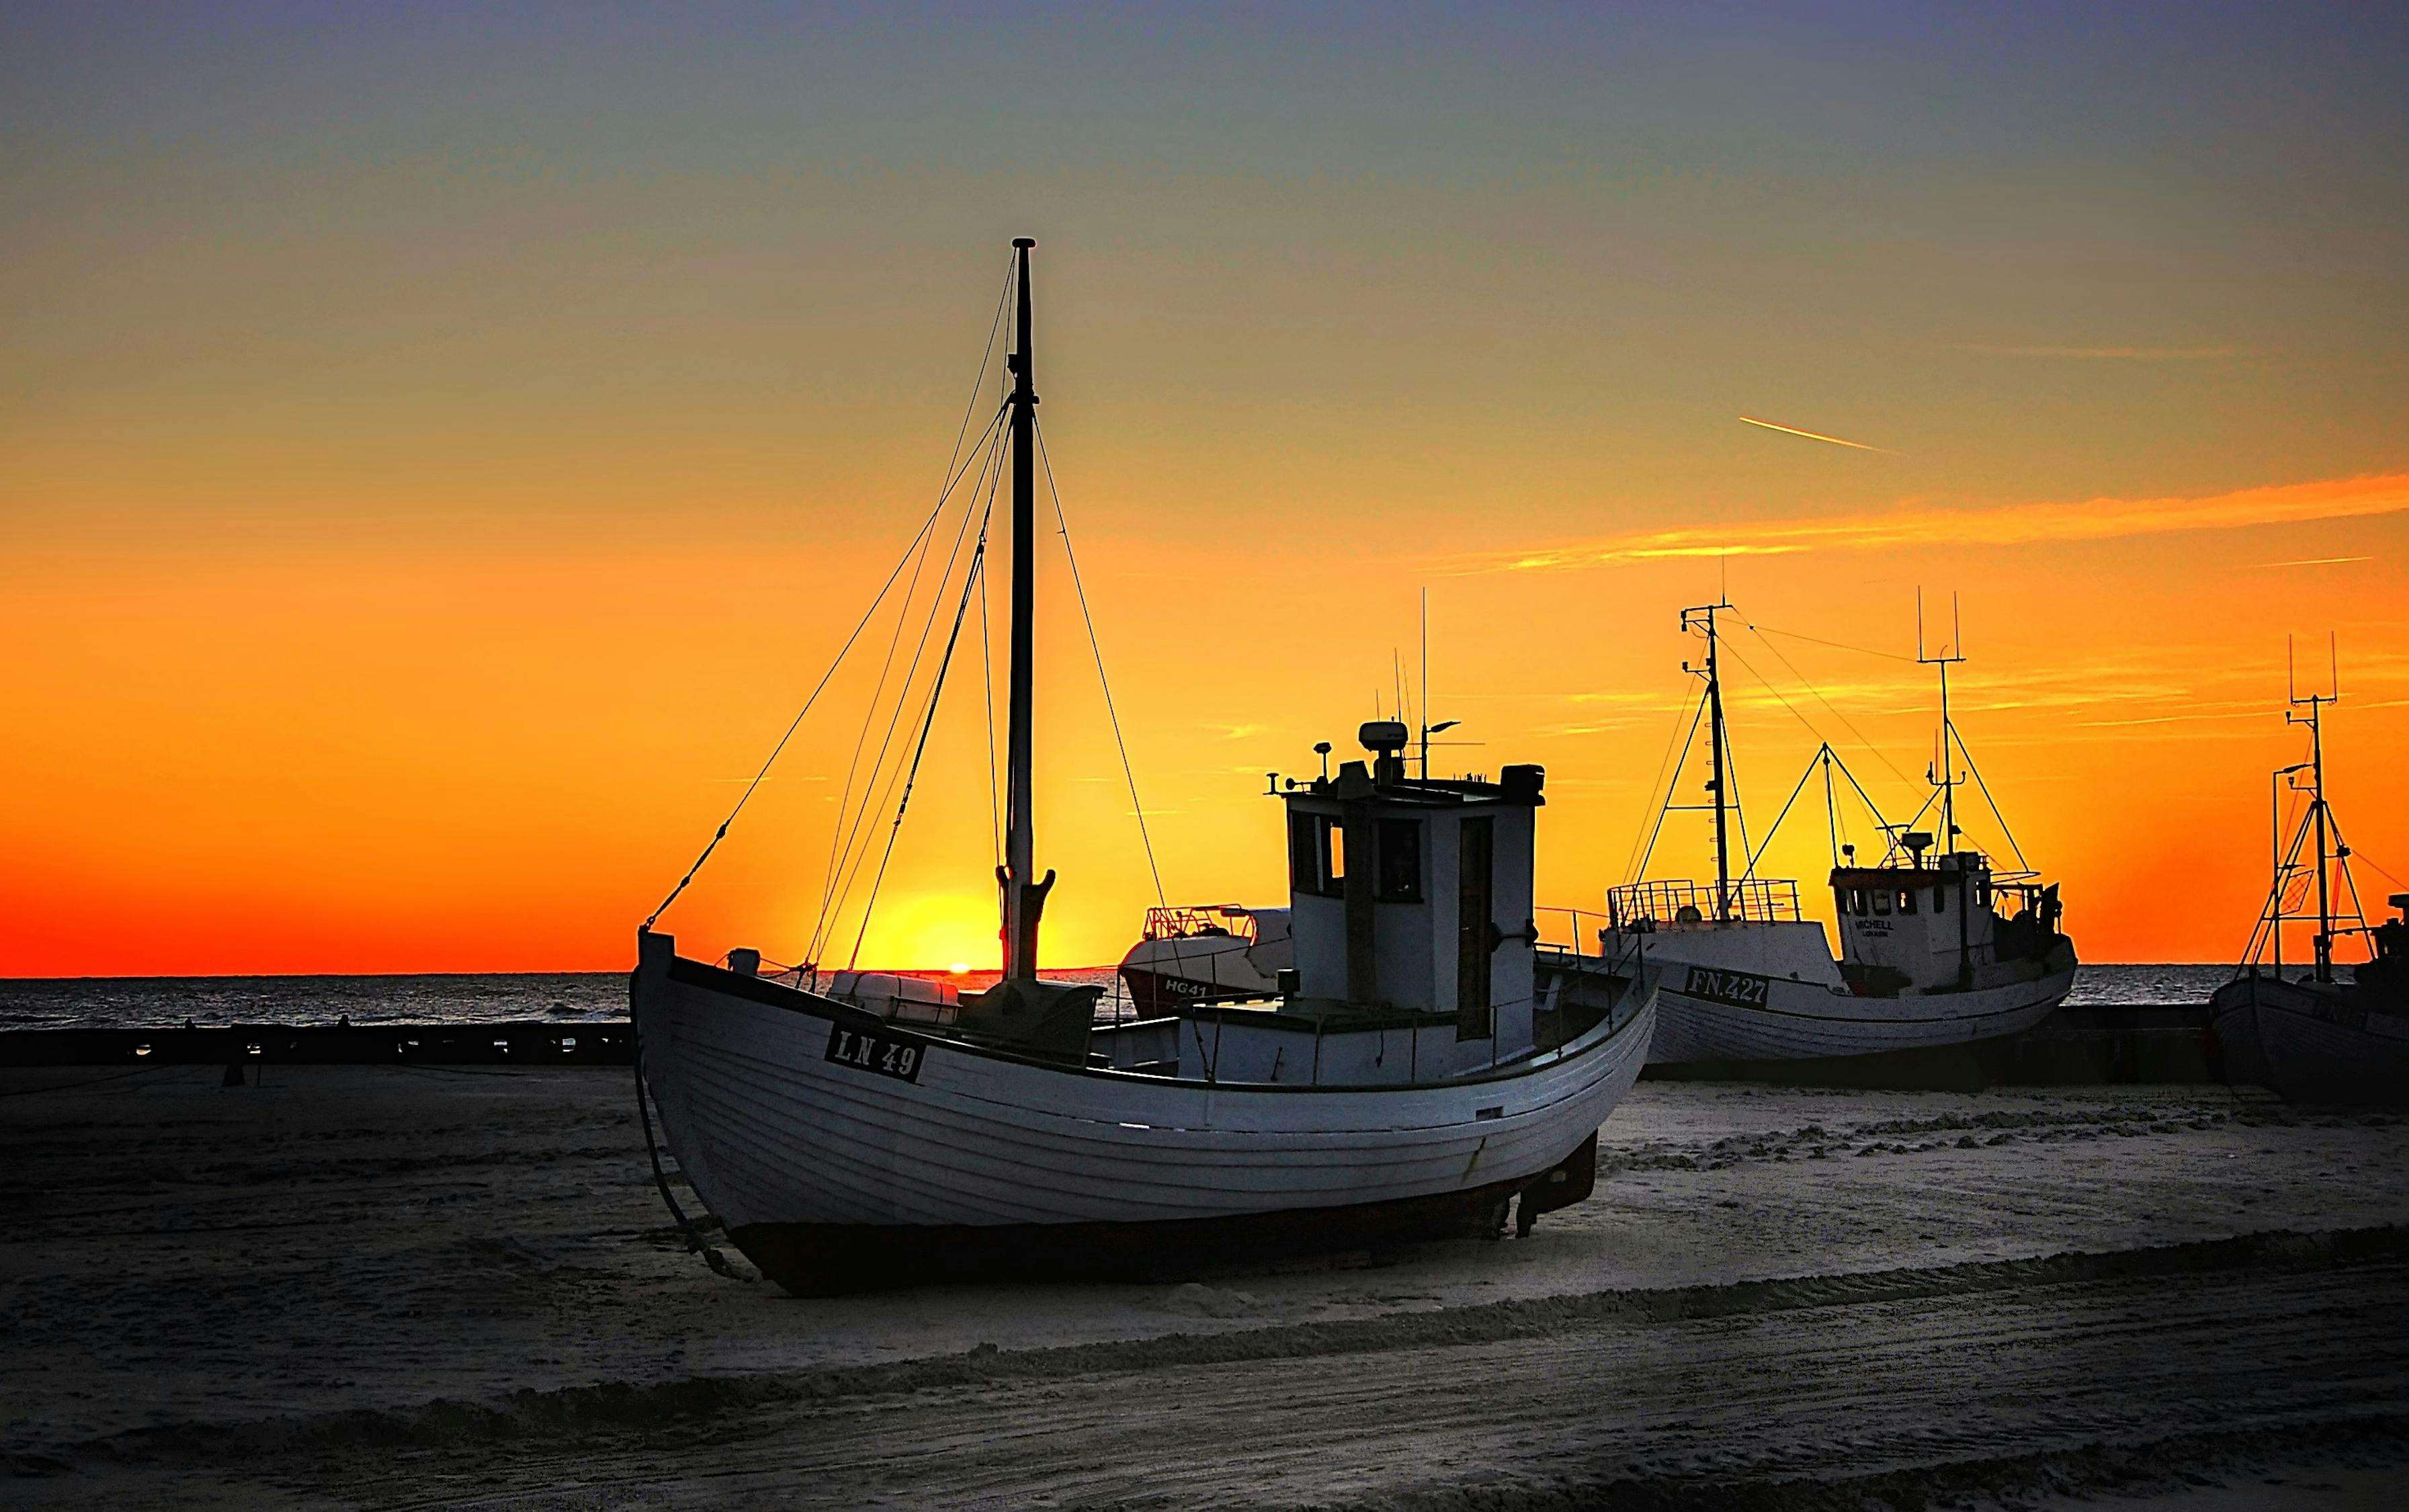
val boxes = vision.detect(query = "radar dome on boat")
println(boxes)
[1359,720,1409,754]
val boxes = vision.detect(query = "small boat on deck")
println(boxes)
[1116,905,1293,1014]
[1607,597,2076,1071]
[2209,657,2408,1106]
[631,242,1656,1294]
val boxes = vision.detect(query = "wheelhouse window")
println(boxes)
[1376,818,1422,902]
[1933,882,1948,915]
[1898,888,1918,915]
[1290,812,1343,897]
[1873,889,1892,916]
[1852,887,1870,917]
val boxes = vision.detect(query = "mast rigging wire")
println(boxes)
[1627,690,1709,886]
[978,528,1001,866]
[1749,622,1918,663]
[1742,624,1918,791]
[1036,420,1167,906]
[1945,722,2032,874]
[1738,746,1828,883]
[644,428,988,933]
[810,413,1009,964]
[644,260,1017,933]
[812,405,1008,943]
[847,519,995,968]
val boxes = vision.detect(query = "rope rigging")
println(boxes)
[1037,419,1167,907]
[642,420,995,934]
[642,257,1017,935]
[639,246,1172,976]
[846,510,997,968]
[1626,688,1709,886]
[809,405,1011,966]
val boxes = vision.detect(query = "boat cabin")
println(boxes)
[1097,722,1564,1085]
[1830,835,2066,996]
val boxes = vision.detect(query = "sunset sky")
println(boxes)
[6,3,2406,976]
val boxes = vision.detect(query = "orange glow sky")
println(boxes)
[5,6,2407,975]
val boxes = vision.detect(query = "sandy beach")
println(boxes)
[4,1064,2404,1509]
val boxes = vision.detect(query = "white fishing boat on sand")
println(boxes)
[1608,597,2075,1071]
[2209,646,2409,1107]
[630,242,1655,1294]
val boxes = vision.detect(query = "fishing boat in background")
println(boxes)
[1607,596,2076,1072]
[1116,905,1293,1013]
[2209,646,2408,1106]
[630,241,1656,1294]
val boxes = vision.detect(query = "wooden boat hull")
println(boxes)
[1647,963,2074,1063]
[2209,976,2409,1107]
[633,937,1653,1293]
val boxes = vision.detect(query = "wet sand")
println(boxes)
[4,1064,2404,1508]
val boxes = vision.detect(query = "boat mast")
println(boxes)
[1681,597,1735,921]
[1001,237,1047,980]
[1918,591,1966,857]
[2288,636,2338,983]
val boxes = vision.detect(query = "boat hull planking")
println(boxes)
[2209,976,2409,1107]
[1646,966,2074,1063]
[634,945,1652,1294]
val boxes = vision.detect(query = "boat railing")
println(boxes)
[1141,905,1259,944]
[1603,878,1801,927]
[1535,908,1651,976]
[1536,905,1621,958]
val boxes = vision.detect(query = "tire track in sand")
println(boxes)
[60,1224,2409,1468]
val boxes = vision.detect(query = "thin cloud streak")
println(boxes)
[2256,555,2373,569]
[1738,415,1898,454]
[1959,343,2238,360]
[1479,473,2409,574]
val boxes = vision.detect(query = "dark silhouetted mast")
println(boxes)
[2287,636,2339,983]
[1001,237,1047,980]
[1682,598,1735,920]
[1918,590,1968,859]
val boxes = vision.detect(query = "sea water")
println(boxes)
[0,964,2225,1032]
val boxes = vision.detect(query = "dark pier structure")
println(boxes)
[5,1005,2222,1087]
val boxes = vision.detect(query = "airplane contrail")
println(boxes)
[1738,415,1898,454]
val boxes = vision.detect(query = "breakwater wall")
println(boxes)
[0,1021,634,1069]
[1640,1005,2223,1090]
[1,1005,2227,1087]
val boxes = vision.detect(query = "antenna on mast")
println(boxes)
[2285,632,2344,980]
[1681,591,1739,920]
[1419,589,1430,779]
[1916,589,1968,859]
